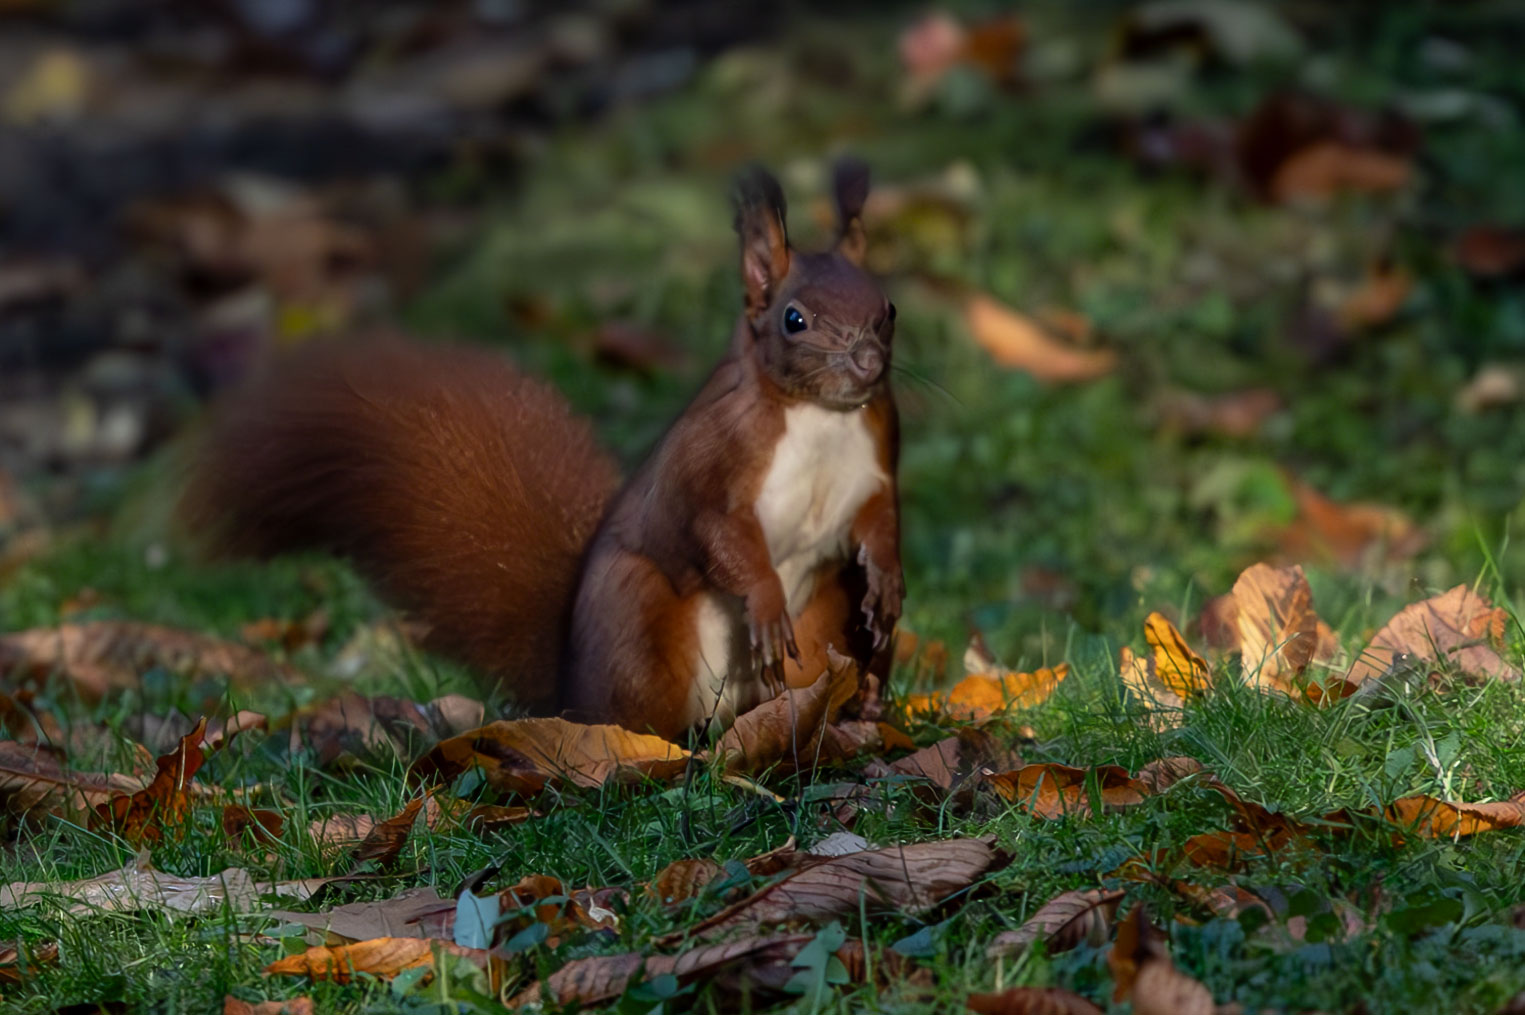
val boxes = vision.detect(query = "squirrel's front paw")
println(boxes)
[746,585,799,696]
[858,547,904,652]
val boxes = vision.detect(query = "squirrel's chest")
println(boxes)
[753,404,885,606]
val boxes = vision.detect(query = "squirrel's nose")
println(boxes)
[847,342,884,383]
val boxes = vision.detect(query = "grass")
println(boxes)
[4,2,1525,1012]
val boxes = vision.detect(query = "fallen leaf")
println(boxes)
[1232,92,1417,204]
[709,659,859,774]
[647,859,726,905]
[1456,364,1523,414]
[223,998,314,1015]
[97,717,207,844]
[1271,142,1411,203]
[411,716,689,797]
[986,888,1124,958]
[1454,225,1525,278]
[1108,906,1214,1014]
[263,938,490,984]
[286,693,485,768]
[1135,756,1206,793]
[0,622,296,701]
[240,611,328,652]
[1,853,260,915]
[1336,262,1412,332]
[887,729,1022,807]
[1385,793,1525,838]
[1278,478,1426,569]
[268,886,456,945]
[223,805,284,846]
[968,987,1103,1014]
[1345,585,1520,686]
[0,939,58,983]
[987,764,1151,819]
[965,295,1117,383]
[1120,612,1211,725]
[516,933,813,1008]
[0,741,139,823]
[903,664,1069,722]
[1205,563,1341,696]
[681,838,1005,941]
[1154,387,1282,439]
[351,795,427,867]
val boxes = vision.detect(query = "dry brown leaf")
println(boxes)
[903,664,1069,722]
[1456,364,1523,414]
[710,660,859,774]
[681,838,1005,942]
[1135,757,1206,793]
[1337,263,1412,332]
[1345,584,1520,686]
[516,932,813,1008]
[968,987,1103,1015]
[411,716,688,797]
[97,716,207,845]
[1385,793,1525,838]
[351,795,427,867]
[223,805,284,847]
[263,938,488,984]
[1454,225,1525,278]
[0,741,139,823]
[1121,613,1210,727]
[1,852,261,915]
[0,939,58,983]
[986,888,1124,958]
[1279,478,1425,570]
[286,693,485,768]
[647,859,726,906]
[268,886,456,945]
[987,764,1150,819]
[1270,142,1411,203]
[1108,906,1214,1014]
[223,998,314,1015]
[240,611,329,652]
[0,622,296,701]
[965,295,1117,383]
[889,729,1023,805]
[1155,387,1282,439]
[1210,563,1344,697]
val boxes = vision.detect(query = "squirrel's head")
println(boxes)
[733,159,893,410]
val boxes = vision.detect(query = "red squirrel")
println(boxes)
[183,160,901,740]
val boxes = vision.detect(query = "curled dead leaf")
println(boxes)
[647,858,726,906]
[709,659,859,775]
[1345,585,1520,687]
[0,939,58,984]
[411,716,688,797]
[263,937,490,985]
[97,716,208,845]
[986,888,1124,958]
[1385,792,1525,839]
[965,295,1116,383]
[351,794,427,868]
[680,837,1006,942]
[1108,906,1214,1014]
[903,664,1069,723]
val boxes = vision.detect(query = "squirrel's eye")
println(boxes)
[783,306,807,334]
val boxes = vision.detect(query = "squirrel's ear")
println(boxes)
[733,166,790,318]
[832,156,870,267]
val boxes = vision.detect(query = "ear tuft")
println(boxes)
[733,165,791,318]
[832,156,870,266]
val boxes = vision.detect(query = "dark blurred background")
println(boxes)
[2,0,1523,667]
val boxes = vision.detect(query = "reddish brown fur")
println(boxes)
[180,336,619,710]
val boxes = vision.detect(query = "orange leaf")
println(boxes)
[1108,906,1214,1013]
[223,805,284,846]
[411,717,688,797]
[1279,478,1425,570]
[263,937,487,984]
[1385,793,1525,838]
[1336,263,1412,332]
[710,659,859,775]
[1270,142,1410,203]
[987,763,1150,819]
[903,664,1069,722]
[1120,613,1210,726]
[1345,584,1520,687]
[965,294,1116,383]
[351,794,427,867]
[97,716,207,844]
[224,997,314,1015]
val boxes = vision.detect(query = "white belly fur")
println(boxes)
[687,403,885,730]
[755,403,887,612]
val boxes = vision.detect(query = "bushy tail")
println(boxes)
[180,335,620,710]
